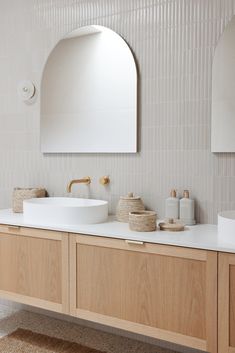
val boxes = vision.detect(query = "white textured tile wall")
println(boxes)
[0,0,235,224]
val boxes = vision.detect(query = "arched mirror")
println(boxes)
[211,16,235,152]
[41,25,137,153]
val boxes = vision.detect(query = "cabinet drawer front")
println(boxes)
[70,234,217,352]
[0,234,62,305]
[219,253,235,353]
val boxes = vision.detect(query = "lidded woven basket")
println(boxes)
[12,188,46,213]
[116,192,145,223]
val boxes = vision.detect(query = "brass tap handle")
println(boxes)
[99,176,110,185]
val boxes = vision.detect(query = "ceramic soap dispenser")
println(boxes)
[165,189,179,220]
[179,190,196,225]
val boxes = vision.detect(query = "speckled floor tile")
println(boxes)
[0,306,179,353]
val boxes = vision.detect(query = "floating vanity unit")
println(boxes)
[0,209,235,353]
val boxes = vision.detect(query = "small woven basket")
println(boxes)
[12,188,46,213]
[129,211,157,232]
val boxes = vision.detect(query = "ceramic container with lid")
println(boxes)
[116,192,145,222]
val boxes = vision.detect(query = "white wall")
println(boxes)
[0,0,235,224]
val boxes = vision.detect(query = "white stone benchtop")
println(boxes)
[0,208,234,253]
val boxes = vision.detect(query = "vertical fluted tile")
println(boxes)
[0,0,235,224]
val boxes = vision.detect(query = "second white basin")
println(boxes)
[218,210,235,244]
[23,197,108,225]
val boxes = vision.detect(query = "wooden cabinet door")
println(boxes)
[0,225,69,314]
[70,234,217,352]
[219,253,235,353]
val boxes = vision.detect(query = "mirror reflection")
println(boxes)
[211,16,235,152]
[41,25,137,153]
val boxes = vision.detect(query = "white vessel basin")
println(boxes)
[23,197,108,225]
[218,210,235,244]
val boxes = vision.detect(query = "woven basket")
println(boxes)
[12,188,46,213]
[116,192,145,223]
[129,211,157,232]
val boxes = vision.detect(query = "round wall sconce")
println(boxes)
[17,80,36,102]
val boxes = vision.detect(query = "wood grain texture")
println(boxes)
[76,244,206,337]
[72,233,207,260]
[70,234,217,351]
[0,225,63,240]
[69,234,77,316]
[0,233,62,303]
[0,226,218,351]
[61,233,69,314]
[218,252,234,353]
[0,290,62,313]
[205,251,218,353]
[75,308,207,351]
[230,265,235,348]
[0,229,69,313]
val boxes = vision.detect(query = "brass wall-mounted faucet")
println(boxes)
[67,177,91,193]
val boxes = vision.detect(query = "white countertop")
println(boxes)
[0,208,235,253]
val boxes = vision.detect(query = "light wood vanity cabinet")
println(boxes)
[0,225,69,314]
[219,253,235,353]
[3,224,235,353]
[69,234,217,352]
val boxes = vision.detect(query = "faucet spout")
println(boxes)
[67,177,91,193]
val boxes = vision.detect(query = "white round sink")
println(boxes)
[218,210,235,244]
[23,197,108,225]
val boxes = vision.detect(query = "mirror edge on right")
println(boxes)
[211,16,235,153]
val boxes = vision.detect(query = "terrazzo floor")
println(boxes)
[0,305,182,353]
